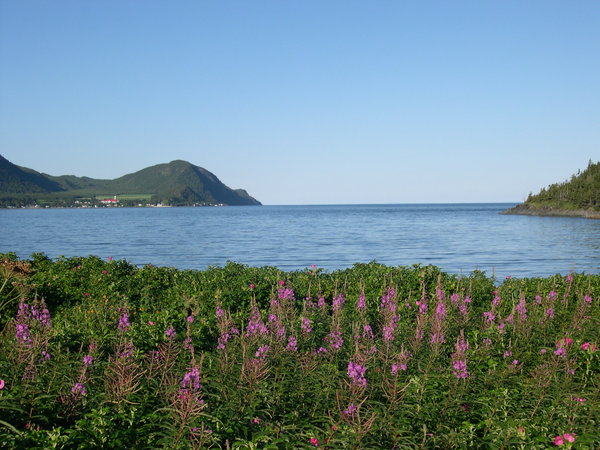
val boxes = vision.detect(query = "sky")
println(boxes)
[0,1,598,205]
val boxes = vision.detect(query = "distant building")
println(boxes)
[100,195,119,204]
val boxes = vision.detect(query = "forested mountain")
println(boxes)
[0,155,65,193]
[0,156,261,207]
[504,160,599,218]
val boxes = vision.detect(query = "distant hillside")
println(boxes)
[504,160,600,219]
[0,155,65,193]
[0,156,261,207]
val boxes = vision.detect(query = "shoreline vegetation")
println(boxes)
[0,254,598,448]
[503,160,600,219]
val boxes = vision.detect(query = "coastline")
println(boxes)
[502,204,600,219]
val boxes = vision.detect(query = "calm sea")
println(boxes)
[1,203,599,279]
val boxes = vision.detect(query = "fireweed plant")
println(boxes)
[0,254,598,448]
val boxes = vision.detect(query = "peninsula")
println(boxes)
[503,160,600,219]
[0,155,261,208]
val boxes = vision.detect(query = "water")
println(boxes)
[1,203,599,279]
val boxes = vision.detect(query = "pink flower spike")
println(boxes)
[581,342,590,350]
[107,256,113,261]
[84,292,90,297]
[186,315,194,323]
[0,379,5,390]
[278,280,285,286]
[563,433,576,443]
[310,437,319,446]
[553,435,565,446]
[249,283,255,289]
[148,321,155,326]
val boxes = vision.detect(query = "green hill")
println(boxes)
[504,160,600,218]
[0,156,261,207]
[0,155,65,193]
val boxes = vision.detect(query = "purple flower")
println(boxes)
[255,345,269,359]
[83,355,93,366]
[436,288,445,301]
[71,382,87,396]
[181,367,201,390]
[217,333,230,351]
[183,337,193,350]
[516,298,528,321]
[332,293,345,311]
[38,308,51,328]
[165,326,176,339]
[362,324,374,340]
[301,317,312,334]
[456,337,469,354]
[584,295,592,304]
[380,288,397,312]
[554,347,567,357]
[119,342,134,359]
[548,291,557,301]
[534,295,542,304]
[545,307,555,318]
[317,297,326,309]
[15,323,32,345]
[492,295,501,307]
[277,287,295,301]
[40,351,51,361]
[452,359,469,379]
[503,350,512,358]
[391,363,407,375]
[246,307,269,337]
[117,313,130,332]
[286,336,298,352]
[304,297,316,310]
[343,402,357,415]
[435,301,447,320]
[276,325,286,341]
[347,361,367,387]
[357,294,366,311]
[186,315,194,323]
[216,306,225,318]
[383,323,397,342]
[327,330,344,350]
[430,332,445,344]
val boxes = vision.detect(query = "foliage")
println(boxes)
[0,254,598,448]
[524,160,600,211]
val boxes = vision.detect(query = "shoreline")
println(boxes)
[502,205,600,219]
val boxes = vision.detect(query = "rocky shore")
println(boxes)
[502,204,600,219]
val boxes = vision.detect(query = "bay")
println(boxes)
[1,203,599,279]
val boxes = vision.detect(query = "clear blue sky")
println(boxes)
[1,1,598,205]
